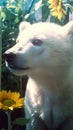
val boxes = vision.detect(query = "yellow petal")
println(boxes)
[49,0,58,5]
[58,11,63,20]
[50,6,57,12]
[62,8,66,15]
[9,106,14,110]
[52,11,58,17]
[15,98,24,108]
[10,92,20,101]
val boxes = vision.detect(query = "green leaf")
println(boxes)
[64,4,73,12]
[7,5,16,9]
[14,117,30,126]
[15,17,19,23]
[1,12,6,19]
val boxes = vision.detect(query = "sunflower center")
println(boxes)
[2,99,16,107]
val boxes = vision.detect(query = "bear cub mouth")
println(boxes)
[6,62,30,71]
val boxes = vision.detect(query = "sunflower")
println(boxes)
[48,0,66,20]
[0,90,24,110]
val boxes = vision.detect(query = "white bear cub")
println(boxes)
[4,21,73,130]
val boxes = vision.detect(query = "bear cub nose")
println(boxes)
[3,52,16,63]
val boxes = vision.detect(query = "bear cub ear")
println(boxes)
[19,21,31,32]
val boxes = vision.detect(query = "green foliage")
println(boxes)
[2,0,23,52]
[1,0,23,90]
[14,117,30,126]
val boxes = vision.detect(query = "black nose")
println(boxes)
[3,52,16,63]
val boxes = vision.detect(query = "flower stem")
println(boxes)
[19,76,23,96]
[8,110,11,130]
[0,7,2,90]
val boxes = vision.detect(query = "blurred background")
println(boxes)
[0,0,73,130]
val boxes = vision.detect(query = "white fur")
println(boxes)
[5,21,73,130]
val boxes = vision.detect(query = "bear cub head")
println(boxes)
[4,21,73,78]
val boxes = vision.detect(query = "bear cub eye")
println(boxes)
[32,39,42,46]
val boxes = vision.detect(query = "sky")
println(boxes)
[0,0,6,6]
